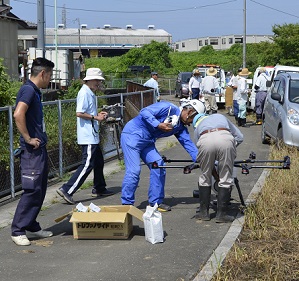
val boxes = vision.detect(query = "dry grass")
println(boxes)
[212,144,299,281]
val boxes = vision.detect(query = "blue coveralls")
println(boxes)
[121,101,198,206]
[11,80,49,236]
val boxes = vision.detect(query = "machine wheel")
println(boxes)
[261,121,270,144]
[212,181,219,194]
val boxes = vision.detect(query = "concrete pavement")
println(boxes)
[0,96,269,281]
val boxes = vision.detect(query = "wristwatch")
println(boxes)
[91,115,94,120]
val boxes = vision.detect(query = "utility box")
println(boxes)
[27,48,74,88]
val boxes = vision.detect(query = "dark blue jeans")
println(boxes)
[11,146,48,236]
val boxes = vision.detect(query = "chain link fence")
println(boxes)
[0,84,155,202]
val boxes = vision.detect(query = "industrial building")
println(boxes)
[175,34,273,52]
[17,24,172,57]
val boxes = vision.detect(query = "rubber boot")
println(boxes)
[197,186,211,221]
[237,117,242,127]
[215,187,234,223]
[256,114,262,125]
[241,118,247,127]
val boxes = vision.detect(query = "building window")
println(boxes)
[176,44,179,49]
[222,38,226,44]
[198,40,202,46]
[205,39,208,45]
[182,42,185,48]
[229,38,233,44]
[235,37,243,43]
[210,39,218,45]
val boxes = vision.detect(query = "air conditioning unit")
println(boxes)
[104,24,111,29]
[80,24,87,29]
[148,25,155,30]
[126,25,133,30]
[57,24,65,29]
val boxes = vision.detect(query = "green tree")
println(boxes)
[271,23,299,66]
[0,58,19,106]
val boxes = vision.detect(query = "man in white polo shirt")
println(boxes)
[57,68,114,204]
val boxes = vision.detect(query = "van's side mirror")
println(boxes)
[266,81,272,87]
[271,92,283,103]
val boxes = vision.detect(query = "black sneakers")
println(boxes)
[91,188,114,197]
[56,187,75,205]
[157,203,171,212]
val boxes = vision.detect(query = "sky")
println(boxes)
[10,0,299,42]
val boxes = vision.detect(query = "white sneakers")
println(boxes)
[11,235,31,246]
[11,230,53,246]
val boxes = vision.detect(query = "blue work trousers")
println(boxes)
[233,100,239,119]
[61,144,106,195]
[121,132,166,206]
[255,91,267,115]
[11,146,48,236]
[191,88,200,100]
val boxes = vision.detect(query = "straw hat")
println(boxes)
[206,67,217,76]
[83,68,105,81]
[193,69,200,75]
[238,68,252,76]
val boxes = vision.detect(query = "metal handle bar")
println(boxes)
[161,155,290,167]
[102,103,125,110]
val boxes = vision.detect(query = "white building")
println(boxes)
[175,34,273,52]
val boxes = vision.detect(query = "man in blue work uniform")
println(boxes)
[11,57,54,246]
[193,113,243,222]
[121,99,205,212]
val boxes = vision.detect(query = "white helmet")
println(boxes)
[183,99,205,114]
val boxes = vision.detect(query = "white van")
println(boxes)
[267,65,299,86]
[248,66,274,110]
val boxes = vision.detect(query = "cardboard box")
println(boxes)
[69,205,144,240]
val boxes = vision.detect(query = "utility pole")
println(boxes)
[243,0,247,68]
[37,0,45,56]
[74,18,82,54]
[54,0,58,82]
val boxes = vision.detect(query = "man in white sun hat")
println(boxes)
[236,68,252,127]
[201,67,220,114]
[57,68,114,204]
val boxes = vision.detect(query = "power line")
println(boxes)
[12,0,237,13]
[249,0,299,19]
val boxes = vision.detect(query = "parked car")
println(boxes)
[261,72,299,147]
[175,72,192,98]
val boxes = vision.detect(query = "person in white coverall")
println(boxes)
[236,68,251,127]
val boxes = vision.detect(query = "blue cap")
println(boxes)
[151,71,158,76]
[193,113,206,128]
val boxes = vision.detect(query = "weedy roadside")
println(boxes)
[212,144,299,281]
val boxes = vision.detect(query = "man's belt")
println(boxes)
[200,128,229,136]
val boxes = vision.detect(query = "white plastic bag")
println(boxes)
[143,203,164,244]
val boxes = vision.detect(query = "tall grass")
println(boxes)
[213,144,299,281]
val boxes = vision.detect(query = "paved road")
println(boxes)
[0,95,269,281]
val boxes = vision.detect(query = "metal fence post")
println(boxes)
[57,100,63,177]
[8,106,15,198]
